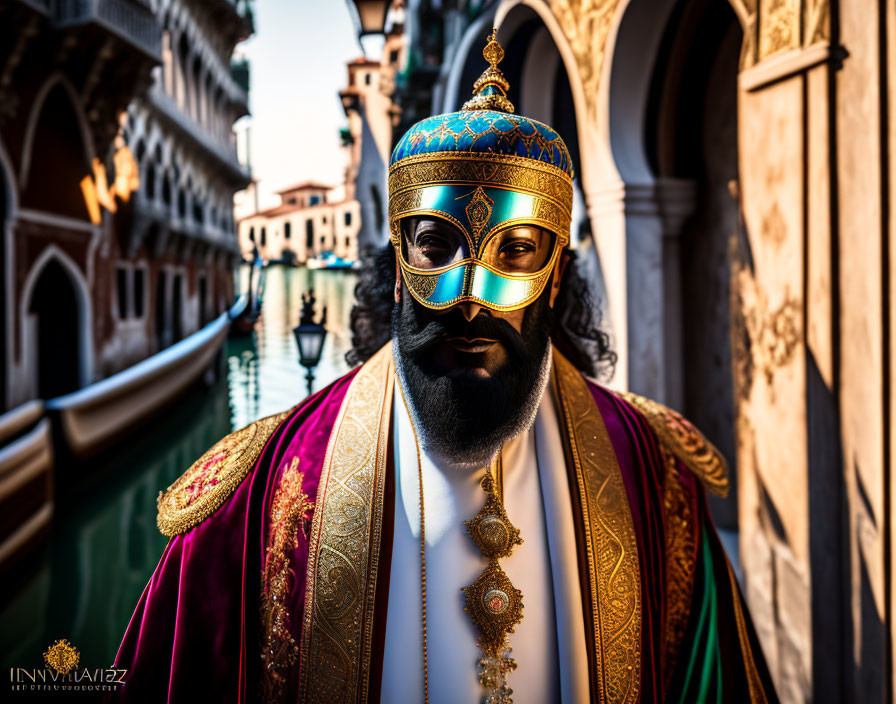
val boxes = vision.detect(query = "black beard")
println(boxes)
[392,288,554,469]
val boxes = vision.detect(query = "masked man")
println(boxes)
[114,31,776,704]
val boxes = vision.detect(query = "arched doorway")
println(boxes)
[22,83,92,221]
[155,270,168,349]
[171,273,184,342]
[645,0,742,528]
[28,259,81,399]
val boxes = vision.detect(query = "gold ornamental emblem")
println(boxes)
[43,639,80,675]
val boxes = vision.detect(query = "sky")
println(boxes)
[233,0,380,217]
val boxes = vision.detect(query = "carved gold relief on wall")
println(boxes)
[545,0,621,119]
[758,0,798,60]
[730,261,800,403]
[745,0,830,66]
[543,0,831,98]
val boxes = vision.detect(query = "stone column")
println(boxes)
[588,179,695,404]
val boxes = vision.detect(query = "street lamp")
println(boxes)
[349,0,390,36]
[293,290,328,395]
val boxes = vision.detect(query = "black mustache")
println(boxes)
[401,309,527,359]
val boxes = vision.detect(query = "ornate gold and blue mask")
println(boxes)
[389,30,574,313]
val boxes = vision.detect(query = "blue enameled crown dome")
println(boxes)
[389,29,574,178]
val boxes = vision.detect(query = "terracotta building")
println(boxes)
[387,0,896,700]
[238,21,405,265]
[237,182,360,264]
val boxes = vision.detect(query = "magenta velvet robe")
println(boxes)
[112,364,775,703]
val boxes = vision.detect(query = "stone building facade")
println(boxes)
[391,0,896,700]
[0,0,251,411]
[237,182,360,264]
[121,0,252,357]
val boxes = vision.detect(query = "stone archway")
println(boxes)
[644,0,743,529]
[25,257,83,399]
[20,79,94,221]
[599,0,839,698]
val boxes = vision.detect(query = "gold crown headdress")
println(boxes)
[387,30,575,312]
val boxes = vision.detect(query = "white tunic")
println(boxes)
[381,371,589,703]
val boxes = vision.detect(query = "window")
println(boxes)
[155,271,167,347]
[288,197,297,204]
[116,266,129,319]
[134,268,145,317]
[344,211,351,226]
[172,274,184,342]
[146,163,156,199]
[306,219,314,248]
[365,72,371,85]
[198,276,207,326]
[260,227,267,246]
[345,236,350,247]
[322,215,327,224]
[309,194,321,206]
[389,49,399,64]
[248,226,255,242]
[284,221,291,239]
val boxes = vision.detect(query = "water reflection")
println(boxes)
[0,380,232,670]
[229,266,357,427]
[0,265,358,670]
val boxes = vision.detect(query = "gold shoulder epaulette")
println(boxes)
[617,391,729,497]
[157,410,291,536]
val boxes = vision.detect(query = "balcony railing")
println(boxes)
[147,84,250,186]
[51,0,161,60]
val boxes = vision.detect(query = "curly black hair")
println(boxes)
[345,244,616,379]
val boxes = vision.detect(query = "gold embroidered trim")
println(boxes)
[389,152,573,213]
[298,345,394,704]
[156,411,290,536]
[617,391,729,497]
[727,558,769,703]
[659,446,698,697]
[552,350,642,704]
[260,456,314,701]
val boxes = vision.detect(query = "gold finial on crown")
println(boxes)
[461,28,515,113]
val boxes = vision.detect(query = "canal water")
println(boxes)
[0,265,358,675]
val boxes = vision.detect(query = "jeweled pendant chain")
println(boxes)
[462,452,524,704]
[399,381,523,704]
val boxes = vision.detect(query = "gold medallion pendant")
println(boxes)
[462,456,524,704]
